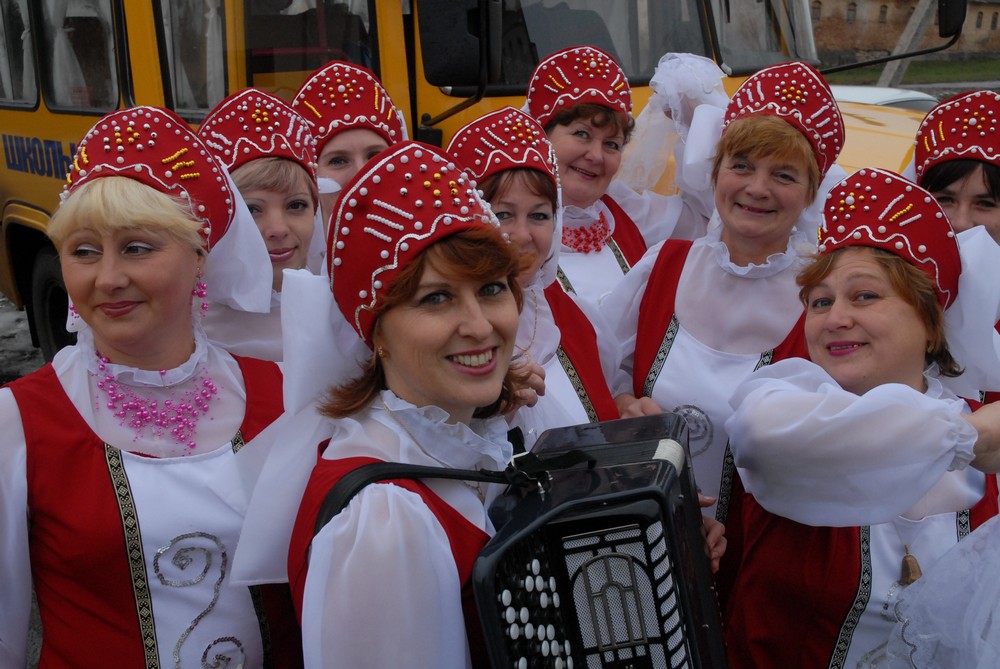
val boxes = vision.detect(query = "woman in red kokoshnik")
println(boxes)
[282,141,524,667]
[0,107,300,667]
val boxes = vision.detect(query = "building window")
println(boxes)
[992,11,998,30]
[976,11,983,28]
[879,5,888,22]
[847,2,856,23]
[811,0,822,21]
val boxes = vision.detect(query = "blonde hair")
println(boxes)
[712,115,821,202]
[48,177,205,253]
[231,157,319,207]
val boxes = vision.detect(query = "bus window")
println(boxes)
[38,0,116,111]
[246,0,375,100]
[158,0,227,116]
[0,0,36,104]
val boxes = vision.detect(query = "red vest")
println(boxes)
[543,282,620,421]
[288,450,490,668]
[9,356,300,668]
[601,194,647,267]
[726,472,999,667]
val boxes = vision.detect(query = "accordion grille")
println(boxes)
[489,517,693,669]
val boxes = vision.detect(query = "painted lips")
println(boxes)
[98,301,139,317]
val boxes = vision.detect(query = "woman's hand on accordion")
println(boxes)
[699,494,727,573]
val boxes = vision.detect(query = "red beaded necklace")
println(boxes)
[561,212,610,254]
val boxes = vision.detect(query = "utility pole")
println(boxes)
[877,0,937,87]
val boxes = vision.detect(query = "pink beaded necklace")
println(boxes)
[94,351,219,452]
[561,211,611,254]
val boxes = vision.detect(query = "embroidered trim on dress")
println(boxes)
[642,314,680,398]
[556,266,575,294]
[249,586,275,669]
[105,444,160,668]
[607,237,632,275]
[555,346,598,423]
[829,526,873,669]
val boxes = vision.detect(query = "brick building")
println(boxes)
[813,0,1000,64]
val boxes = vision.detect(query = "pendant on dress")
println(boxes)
[900,545,923,585]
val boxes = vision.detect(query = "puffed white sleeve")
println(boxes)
[0,388,31,667]
[600,241,662,397]
[726,359,978,527]
[301,483,472,669]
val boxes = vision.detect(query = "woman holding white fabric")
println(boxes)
[0,107,300,667]
[725,167,1000,668]
[280,141,523,668]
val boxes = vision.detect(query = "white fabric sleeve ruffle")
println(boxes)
[887,514,1000,669]
[230,403,328,585]
[726,358,977,527]
[0,388,31,668]
[941,226,1000,398]
[600,240,663,397]
[280,268,371,413]
[301,483,472,669]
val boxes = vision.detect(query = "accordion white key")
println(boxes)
[474,414,727,669]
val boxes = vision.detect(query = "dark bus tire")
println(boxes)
[30,247,75,361]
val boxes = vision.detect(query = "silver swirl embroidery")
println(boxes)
[672,404,714,457]
[154,532,245,669]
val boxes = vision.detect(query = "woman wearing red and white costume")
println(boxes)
[234,141,522,667]
[0,108,299,667]
[603,61,847,528]
[199,87,321,360]
[447,106,622,449]
[725,167,1000,667]
[524,45,694,309]
[291,60,406,229]
[908,90,1000,405]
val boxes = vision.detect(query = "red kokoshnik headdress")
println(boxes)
[292,61,405,150]
[724,61,844,178]
[818,167,961,308]
[328,140,499,347]
[197,87,318,181]
[913,89,1000,182]
[65,106,235,251]
[526,45,631,128]
[446,106,558,189]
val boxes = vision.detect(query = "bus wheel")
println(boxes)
[30,247,75,361]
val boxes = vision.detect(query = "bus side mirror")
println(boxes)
[938,0,967,38]
[417,0,482,87]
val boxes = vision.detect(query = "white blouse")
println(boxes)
[298,391,512,669]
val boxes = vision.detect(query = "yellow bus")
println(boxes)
[0,0,967,359]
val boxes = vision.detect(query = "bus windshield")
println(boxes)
[711,0,817,74]
[496,0,713,86]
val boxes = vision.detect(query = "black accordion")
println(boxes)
[313,413,727,668]
[474,413,727,669]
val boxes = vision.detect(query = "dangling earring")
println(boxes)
[376,345,389,360]
[193,272,209,315]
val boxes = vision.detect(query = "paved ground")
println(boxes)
[0,295,44,384]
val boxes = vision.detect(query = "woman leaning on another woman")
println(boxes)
[0,107,300,667]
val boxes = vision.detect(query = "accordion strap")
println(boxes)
[313,448,596,537]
